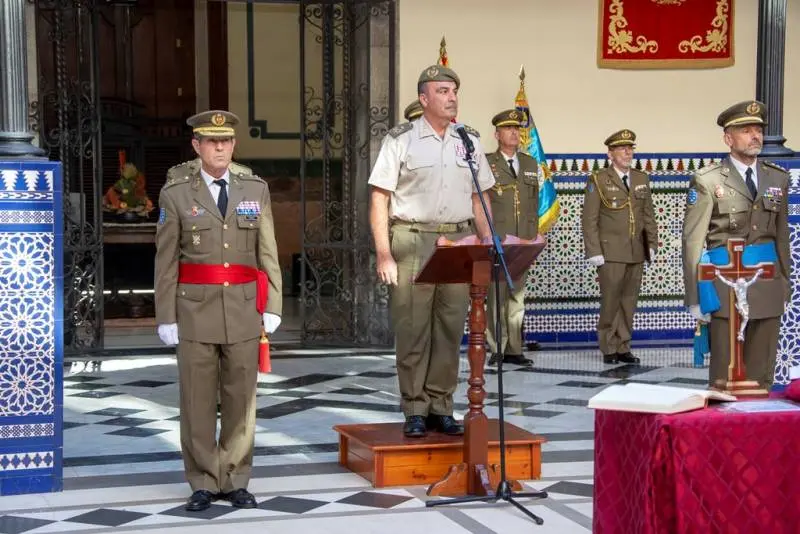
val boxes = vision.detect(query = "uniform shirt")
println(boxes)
[500,150,519,175]
[368,118,495,224]
[729,155,759,190]
[200,168,230,205]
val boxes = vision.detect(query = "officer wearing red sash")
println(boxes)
[154,110,282,512]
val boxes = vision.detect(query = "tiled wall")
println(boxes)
[0,160,63,495]
[523,152,800,384]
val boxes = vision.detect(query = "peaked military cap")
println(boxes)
[187,110,239,138]
[417,64,460,89]
[716,100,768,128]
[492,109,525,128]
[404,100,423,121]
[604,129,636,147]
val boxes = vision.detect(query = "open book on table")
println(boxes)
[588,383,736,414]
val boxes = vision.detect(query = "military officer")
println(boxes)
[484,109,539,367]
[154,110,283,512]
[581,129,658,364]
[369,65,495,438]
[682,100,791,389]
[403,99,423,121]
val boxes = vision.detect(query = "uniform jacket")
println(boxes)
[485,150,539,240]
[682,157,791,319]
[582,167,658,263]
[154,160,282,344]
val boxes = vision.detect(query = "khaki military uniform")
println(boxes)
[368,116,495,417]
[582,158,658,356]
[155,148,282,492]
[682,158,790,388]
[484,149,539,356]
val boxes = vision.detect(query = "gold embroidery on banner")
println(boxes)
[606,0,659,55]
[678,0,729,54]
[651,0,686,5]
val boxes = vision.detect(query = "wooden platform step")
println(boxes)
[334,420,545,491]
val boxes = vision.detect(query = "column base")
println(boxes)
[0,132,47,158]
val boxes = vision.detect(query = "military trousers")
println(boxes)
[176,337,259,493]
[389,223,471,417]
[596,261,644,355]
[708,316,780,389]
[486,270,528,356]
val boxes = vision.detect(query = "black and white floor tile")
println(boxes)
[0,346,709,533]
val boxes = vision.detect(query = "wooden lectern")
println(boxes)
[697,237,775,398]
[414,234,546,497]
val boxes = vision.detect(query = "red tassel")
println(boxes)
[259,330,271,373]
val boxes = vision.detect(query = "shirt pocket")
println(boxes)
[237,215,259,252]
[521,170,538,199]
[716,199,747,232]
[181,216,213,254]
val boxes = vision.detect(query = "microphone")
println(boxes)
[454,123,475,154]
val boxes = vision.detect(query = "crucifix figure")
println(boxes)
[715,268,763,342]
[697,238,776,396]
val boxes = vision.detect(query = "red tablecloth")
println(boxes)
[593,402,800,533]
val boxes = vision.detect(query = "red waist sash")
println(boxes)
[178,263,268,314]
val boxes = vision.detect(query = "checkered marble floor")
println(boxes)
[0,345,707,533]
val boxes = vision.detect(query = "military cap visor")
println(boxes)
[717,100,768,128]
[417,65,460,89]
[404,100,423,121]
[187,110,240,137]
[492,109,524,128]
[604,129,636,147]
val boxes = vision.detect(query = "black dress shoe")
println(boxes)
[487,353,501,366]
[185,489,216,512]
[220,488,257,509]
[526,340,541,351]
[603,354,619,364]
[426,414,464,436]
[403,415,427,438]
[617,352,641,364]
[504,353,534,367]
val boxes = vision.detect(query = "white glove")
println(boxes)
[587,255,605,267]
[157,323,179,346]
[649,249,656,261]
[689,305,711,323]
[262,313,281,334]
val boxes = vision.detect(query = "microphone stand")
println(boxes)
[425,135,547,524]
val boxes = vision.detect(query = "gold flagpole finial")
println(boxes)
[438,36,449,66]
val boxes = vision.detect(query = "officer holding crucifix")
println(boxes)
[682,100,791,390]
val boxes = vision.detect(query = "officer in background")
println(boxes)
[369,65,495,438]
[484,109,538,367]
[404,99,423,122]
[155,110,282,512]
[682,100,791,389]
[581,129,657,364]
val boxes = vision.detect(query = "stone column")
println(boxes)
[756,0,794,157]
[0,0,45,158]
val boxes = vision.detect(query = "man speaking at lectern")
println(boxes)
[368,65,495,438]
[682,100,791,390]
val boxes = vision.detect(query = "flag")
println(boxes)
[437,36,448,66]
[514,66,559,234]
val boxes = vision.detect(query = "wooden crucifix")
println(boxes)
[697,237,775,398]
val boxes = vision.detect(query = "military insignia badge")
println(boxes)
[714,184,725,198]
[426,66,439,78]
[187,206,205,217]
[158,207,166,224]
[236,200,261,219]
[687,188,697,205]
[455,142,467,160]
[588,182,595,193]
[192,233,201,246]
[746,102,761,115]
[211,113,226,126]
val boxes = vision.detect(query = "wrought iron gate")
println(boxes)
[32,0,104,352]
[300,0,395,346]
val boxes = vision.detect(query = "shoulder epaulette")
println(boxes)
[763,160,789,173]
[518,152,535,162]
[388,122,413,138]
[463,125,480,138]
[229,161,253,176]
[695,162,721,176]
[163,160,196,189]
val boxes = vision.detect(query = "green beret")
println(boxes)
[604,129,636,148]
[404,100,423,121]
[417,65,460,89]
[187,110,239,138]
[716,100,767,128]
[492,109,525,128]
